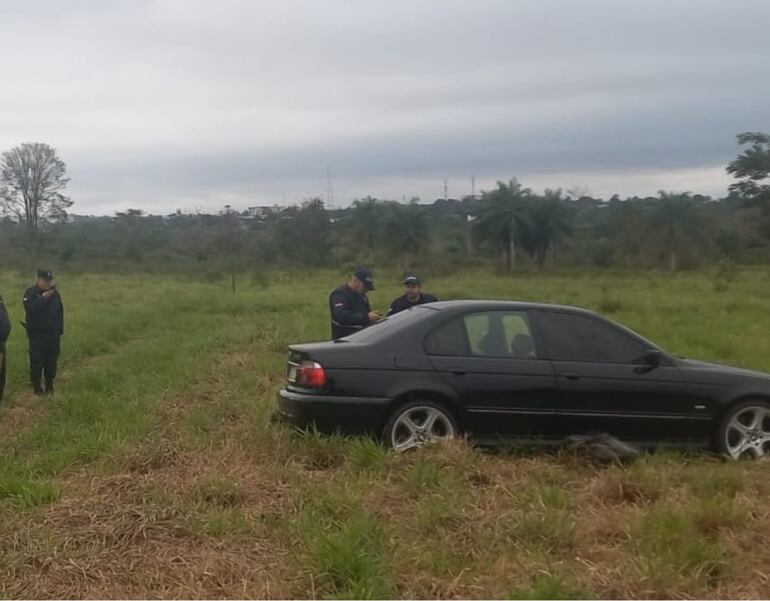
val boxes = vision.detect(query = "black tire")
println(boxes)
[383,399,458,451]
[714,398,770,460]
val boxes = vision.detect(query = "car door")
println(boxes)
[533,309,693,442]
[425,310,558,439]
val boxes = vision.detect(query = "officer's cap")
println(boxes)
[354,267,375,291]
[37,269,54,281]
[403,275,422,286]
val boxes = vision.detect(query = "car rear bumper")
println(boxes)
[277,388,392,434]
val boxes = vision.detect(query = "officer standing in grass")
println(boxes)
[387,274,438,316]
[329,267,380,339]
[0,291,10,403]
[23,269,64,395]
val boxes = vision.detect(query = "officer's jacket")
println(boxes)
[387,292,439,316]
[329,284,371,339]
[23,286,64,335]
[0,294,10,352]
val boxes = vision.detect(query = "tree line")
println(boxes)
[1,134,769,276]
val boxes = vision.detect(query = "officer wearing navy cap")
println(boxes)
[329,268,381,339]
[387,274,438,316]
[23,269,64,395]
[0,290,10,402]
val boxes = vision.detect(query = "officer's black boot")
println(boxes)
[44,377,54,395]
[32,377,44,396]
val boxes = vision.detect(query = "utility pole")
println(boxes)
[471,175,476,199]
[443,179,448,202]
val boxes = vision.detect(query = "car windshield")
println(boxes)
[338,305,436,343]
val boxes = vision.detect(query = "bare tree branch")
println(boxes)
[0,142,72,230]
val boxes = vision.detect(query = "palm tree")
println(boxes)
[472,178,531,272]
[519,188,573,268]
[645,191,707,271]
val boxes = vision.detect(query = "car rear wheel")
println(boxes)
[384,400,457,452]
[716,399,770,460]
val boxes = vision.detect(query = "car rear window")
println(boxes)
[425,317,467,356]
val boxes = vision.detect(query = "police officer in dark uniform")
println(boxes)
[387,274,438,315]
[23,269,64,395]
[0,291,11,403]
[329,268,380,339]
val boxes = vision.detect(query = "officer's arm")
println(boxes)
[330,292,367,326]
[0,300,10,351]
[23,289,48,312]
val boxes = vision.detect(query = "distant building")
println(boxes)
[246,205,280,220]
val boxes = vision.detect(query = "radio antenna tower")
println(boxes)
[443,179,448,202]
[326,164,334,208]
[471,175,476,198]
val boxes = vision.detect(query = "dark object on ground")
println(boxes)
[277,300,770,459]
[561,433,640,463]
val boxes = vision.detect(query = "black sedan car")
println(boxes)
[278,301,770,459]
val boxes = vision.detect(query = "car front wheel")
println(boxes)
[716,399,770,460]
[384,400,458,452]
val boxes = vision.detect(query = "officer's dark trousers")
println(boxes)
[0,352,6,402]
[28,331,60,388]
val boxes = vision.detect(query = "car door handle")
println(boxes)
[448,368,467,375]
[559,371,582,381]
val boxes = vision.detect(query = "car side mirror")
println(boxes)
[643,349,663,367]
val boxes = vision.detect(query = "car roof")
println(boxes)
[426,299,599,315]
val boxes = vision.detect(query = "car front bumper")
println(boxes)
[277,388,392,435]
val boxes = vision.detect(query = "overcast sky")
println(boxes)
[1,0,769,215]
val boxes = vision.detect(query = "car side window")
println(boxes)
[537,311,646,363]
[464,311,537,358]
[424,317,468,356]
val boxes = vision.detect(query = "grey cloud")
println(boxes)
[1,0,769,213]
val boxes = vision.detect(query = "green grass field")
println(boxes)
[1,268,769,599]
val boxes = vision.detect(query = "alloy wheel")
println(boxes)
[390,405,456,452]
[724,405,770,460]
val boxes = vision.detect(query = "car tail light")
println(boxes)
[298,361,326,389]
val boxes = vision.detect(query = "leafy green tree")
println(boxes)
[473,178,531,271]
[271,198,332,267]
[727,132,770,238]
[727,132,770,206]
[644,191,708,271]
[347,196,385,258]
[380,202,430,271]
